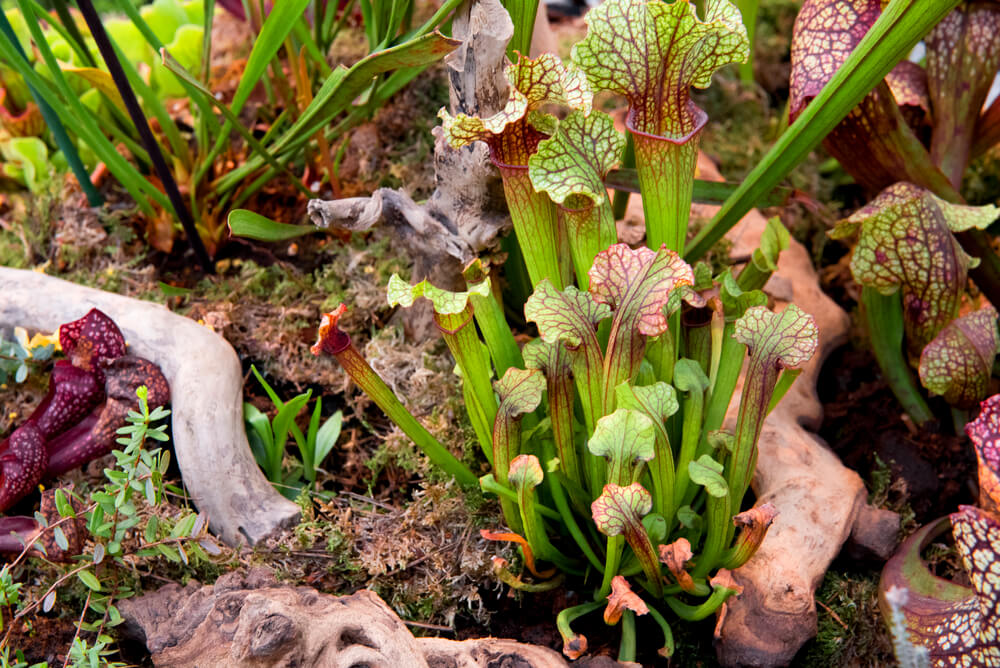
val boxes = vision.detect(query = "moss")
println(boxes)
[797,570,894,667]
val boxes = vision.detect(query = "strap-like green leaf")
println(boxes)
[918,306,999,409]
[685,0,962,261]
[572,0,747,137]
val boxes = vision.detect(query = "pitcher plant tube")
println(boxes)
[830,182,1000,426]
[571,0,749,253]
[439,53,592,289]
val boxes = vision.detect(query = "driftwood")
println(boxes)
[690,157,901,667]
[308,0,514,292]
[0,268,300,546]
[119,569,587,668]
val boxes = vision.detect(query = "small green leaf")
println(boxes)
[508,454,544,490]
[588,408,656,486]
[614,381,678,423]
[591,482,653,538]
[688,455,728,497]
[54,489,75,518]
[52,527,68,552]
[676,505,701,530]
[525,281,611,348]
[528,110,624,208]
[77,569,102,592]
[734,305,819,370]
[387,274,490,315]
[590,243,698,339]
[228,209,318,241]
[494,368,546,420]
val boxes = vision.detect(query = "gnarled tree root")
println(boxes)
[118,569,581,668]
[702,171,900,666]
[0,268,300,546]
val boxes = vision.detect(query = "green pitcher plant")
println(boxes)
[313,245,818,658]
[310,0,825,659]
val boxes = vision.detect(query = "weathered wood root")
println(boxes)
[118,569,582,668]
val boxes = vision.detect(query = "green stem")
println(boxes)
[692,492,731,579]
[561,199,617,290]
[436,307,499,458]
[479,474,561,521]
[861,287,933,426]
[736,0,758,85]
[495,160,565,291]
[628,108,706,255]
[618,610,637,662]
[334,345,477,487]
[557,601,603,653]
[612,132,635,220]
[682,307,712,375]
[673,380,705,513]
[703,323,743,437]
[516,473,578,573]
[545,468,605,572]
[666,584,739,621]
[599,535,624,598]
[463,262,524,379]
[645,331,676,386]
[646,604,675,659]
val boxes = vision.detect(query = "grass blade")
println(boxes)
[227,209,318,241]
[75,0,214,272]
[0,10,102,205]
[162,50,314,199]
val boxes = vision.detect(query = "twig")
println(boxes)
[403,619,453,632]
[816,598,848,630]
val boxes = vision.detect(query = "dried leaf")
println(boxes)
[604,575,650,624]
[659,537,696,592]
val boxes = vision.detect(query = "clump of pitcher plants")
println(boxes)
[0,308,169,557]
[313,1,824,657]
